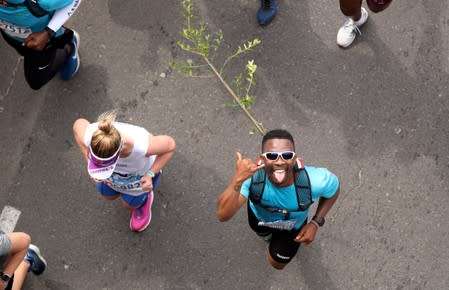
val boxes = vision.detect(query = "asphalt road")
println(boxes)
[1,0,448,289]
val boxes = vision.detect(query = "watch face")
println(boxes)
[313,216,325,226]
[0,273,10,282]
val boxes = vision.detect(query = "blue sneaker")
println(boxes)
[24,244,47,275]
[257,0,277,26]
[60,30,80,80]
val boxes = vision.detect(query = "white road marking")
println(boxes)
[0,206,21,233]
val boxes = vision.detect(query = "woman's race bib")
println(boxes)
[106,173,146,195]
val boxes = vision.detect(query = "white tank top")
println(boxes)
[84,122,156,195]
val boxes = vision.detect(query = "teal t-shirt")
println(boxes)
[240,165,339,230]
[0,0,72,41]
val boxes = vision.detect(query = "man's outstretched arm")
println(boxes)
[217,152,264,222]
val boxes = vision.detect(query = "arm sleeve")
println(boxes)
[239,178,252,199]
[307,167,340,200]
[44,0,83,32]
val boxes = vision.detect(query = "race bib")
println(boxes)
[0,19,32,38]
[106,173,145,195]
[258,219,297,231]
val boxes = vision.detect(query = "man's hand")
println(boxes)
[140,175,153,192]
[23,31,49,51]
[232,152,265,184]
[294,223,318,245]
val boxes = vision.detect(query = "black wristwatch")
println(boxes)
[0,272,11,283]
[312,215,325,227]
[44,26,55,39]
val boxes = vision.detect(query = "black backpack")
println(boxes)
[249,161,312,219]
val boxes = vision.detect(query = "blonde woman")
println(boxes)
[73,111,176,232]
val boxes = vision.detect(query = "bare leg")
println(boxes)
[11,261,30,290]
[121,200,136,210]
[339,0,362,21]
[267,249,287,270]
[2,233,31,277]
[103,194,120,201]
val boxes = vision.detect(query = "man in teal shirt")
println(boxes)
[0,0,81,89]
[217,129,340,269]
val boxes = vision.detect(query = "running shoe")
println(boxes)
[130,192,153,232]
[337,7,368,48]
[24,244,47,275]
[257,0,277,26]
[60,29,80,80]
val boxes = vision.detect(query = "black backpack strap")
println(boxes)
[293,165,313,211]
[249,168,266,204]
[25,0,49,17]
[250,164,312,216]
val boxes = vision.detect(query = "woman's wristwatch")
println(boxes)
[146,170,155,178]
[0,272,11,283]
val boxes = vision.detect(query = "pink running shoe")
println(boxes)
[130,192,153,232]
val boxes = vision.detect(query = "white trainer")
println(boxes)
[337,7,369,48]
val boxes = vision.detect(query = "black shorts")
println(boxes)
[1,29,73,90]
[247,202,306,264]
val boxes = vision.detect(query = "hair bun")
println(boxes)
[97,110,117,134]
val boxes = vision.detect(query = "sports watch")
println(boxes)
[312,215,325,227]
[0,272,11,283]
[146,170,155,178]
[44,27,55,39]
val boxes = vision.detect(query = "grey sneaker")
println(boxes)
[337,7,369,48]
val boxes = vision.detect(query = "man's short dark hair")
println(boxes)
[261,129,295,151]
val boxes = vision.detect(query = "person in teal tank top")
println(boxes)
[217,129,340,270]
[0,0,82,89]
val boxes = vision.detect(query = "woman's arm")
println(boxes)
[72,118,90,161]
[145,135,176,173]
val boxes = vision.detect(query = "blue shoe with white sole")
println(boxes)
[24,244,47,275]
[60,30,80,80]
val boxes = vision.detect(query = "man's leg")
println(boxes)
[58,28,80,81]
[23,29,76,90]
[10,261,28,290]
[266,229,301,270]
[337,0,368,48]
[23,48,63,90]
[1,29,77,90]
[11,244,47,290]
[340,0,362,21]
[1,233,31,279]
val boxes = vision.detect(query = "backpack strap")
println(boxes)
[249,160,313,215]
[249,168,266,205]
[25,0,49,17]
[293,160,313,211]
